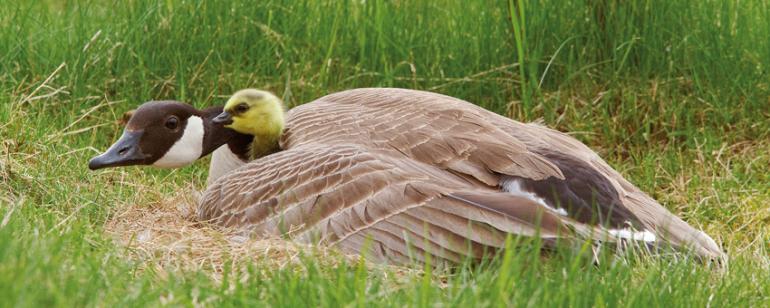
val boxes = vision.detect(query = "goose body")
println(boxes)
[90,88,724,264]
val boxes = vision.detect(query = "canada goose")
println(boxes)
[90,88,725,264]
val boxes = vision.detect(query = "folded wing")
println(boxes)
[199,144,609,264]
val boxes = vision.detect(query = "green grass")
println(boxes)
[1,0,769,306]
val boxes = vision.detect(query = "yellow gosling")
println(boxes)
[222,89,285,159]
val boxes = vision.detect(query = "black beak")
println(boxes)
[212,111,233,125]
[88,131,149,170]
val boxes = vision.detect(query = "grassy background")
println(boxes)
[1,0,768,306]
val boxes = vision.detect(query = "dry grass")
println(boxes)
[102,189,348,280]
[101,187,436,293]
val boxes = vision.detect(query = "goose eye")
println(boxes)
[165,116,179,130]
[236,103,249,113]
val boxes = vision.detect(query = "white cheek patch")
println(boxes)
[153,116,204,168]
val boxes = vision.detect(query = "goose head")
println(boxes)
[89,101,250,170]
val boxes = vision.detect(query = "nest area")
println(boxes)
[102,190,357,280]
[102,190,425,288]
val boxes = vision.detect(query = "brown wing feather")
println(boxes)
[200,144,584,264]
[280,88,564,186]
[489,116,724,259]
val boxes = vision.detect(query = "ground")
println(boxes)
[1,1,768,306]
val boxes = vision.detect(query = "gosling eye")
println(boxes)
[165,116,179,130]
[235,103,249,114]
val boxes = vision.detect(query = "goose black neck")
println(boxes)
[200,106,252,161]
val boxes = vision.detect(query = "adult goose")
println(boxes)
[89,88,724,264]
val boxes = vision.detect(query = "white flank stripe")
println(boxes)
[501,177,568,216]
[608,228,657,242]
[153,116,204,168]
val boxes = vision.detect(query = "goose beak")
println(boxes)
[88,131,148,170]
[212,111,233,125]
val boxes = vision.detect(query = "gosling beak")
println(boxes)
[88,131,149,170]
[212,111,233,125]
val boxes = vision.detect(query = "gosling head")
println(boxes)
[213,89,285,137]
[88,101,245,170]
